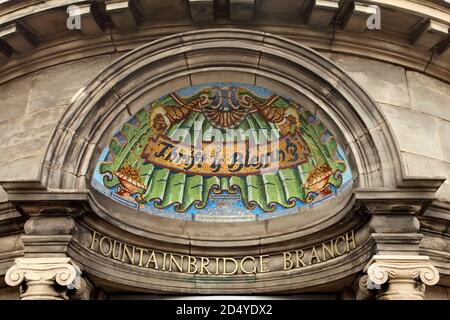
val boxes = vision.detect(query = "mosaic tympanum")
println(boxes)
[92,83,352,222]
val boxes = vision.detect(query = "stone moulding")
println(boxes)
[2,28,443,243]
[65,231,375,294]
[36,29,443,193]
[0,1,448,85]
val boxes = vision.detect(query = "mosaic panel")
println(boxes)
[91,83,352,222]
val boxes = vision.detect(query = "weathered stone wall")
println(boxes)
[0,55,117,183]
[425,286,450,300]
[0,50,448,201]
[0,286,19,300]
[327,54,450,201]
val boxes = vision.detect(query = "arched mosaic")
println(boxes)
[91,83,352,222]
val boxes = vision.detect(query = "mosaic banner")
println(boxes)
[141,131,309,176]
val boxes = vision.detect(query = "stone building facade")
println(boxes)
[0,0,449,300]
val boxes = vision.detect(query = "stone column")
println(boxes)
[362,202,441,300]
[4,205,85,299]
[364,255,439,300]
[5,257,81,300]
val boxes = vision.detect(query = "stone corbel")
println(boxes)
[68,2,108,35]
[229,0,255,21]
[304,0,340,28]
[5,257,82,300]
[105,0,140,32]
[0,39,13,64]
[411,19,448,50]
[189,0,214,23]
[342,2,377,33]
[364,255,440,300]
[0,22,38,54]
[435,34,449,59]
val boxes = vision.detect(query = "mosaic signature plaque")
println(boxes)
[91,83,352,222]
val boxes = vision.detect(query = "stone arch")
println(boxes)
[10,28,443,295]
[35,27,407,240]
[44,29,400,193]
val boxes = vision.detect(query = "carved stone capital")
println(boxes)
[353,275,376,300]
[5,257,82,300]
[365,255,439,286]
[364,255,439,300]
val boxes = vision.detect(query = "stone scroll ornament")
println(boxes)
[364,255,440,300]
[91,83,352,221]
[5,258,82,299]
[366,257,440,286]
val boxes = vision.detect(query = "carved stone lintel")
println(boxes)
[364,255,440,300]
[5,257,82,300]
